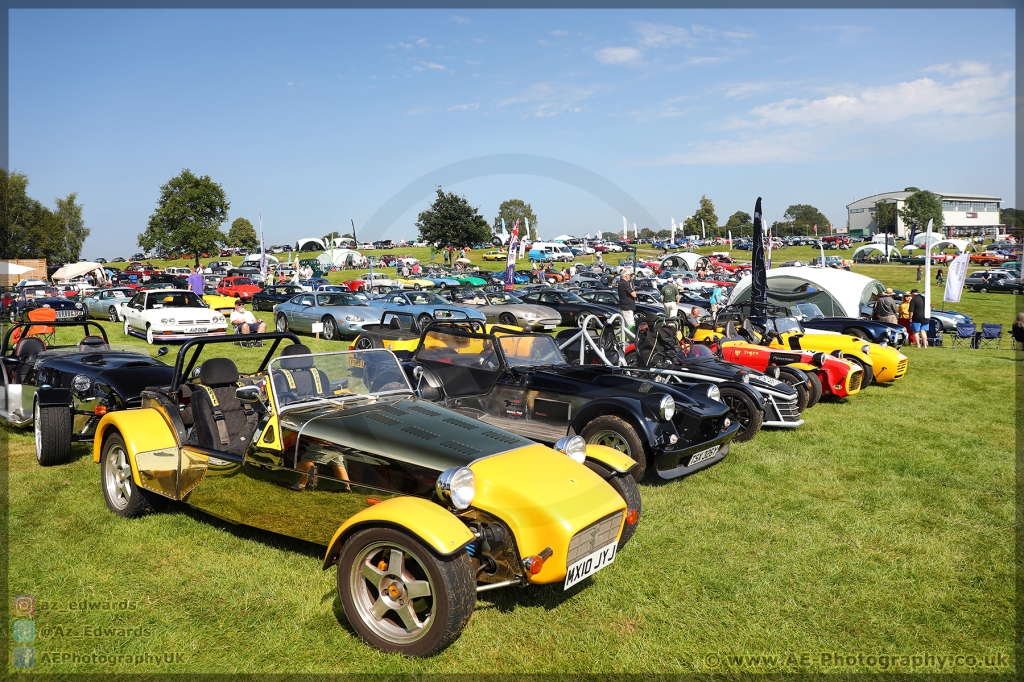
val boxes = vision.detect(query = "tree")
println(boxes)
[51,193,90,264]
[873,200,897,234]
[898,190,944,235]
[682,195,719,237]
[783,204,830,236]
[138,169,230,266]
[1000,208,1024,231]
[415,187,491,246]
[724,211,752,236]
[227,217,259,250]
[496,199,538,241]
[0,170,89,264]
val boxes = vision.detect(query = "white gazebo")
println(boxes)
[852,244,902,261]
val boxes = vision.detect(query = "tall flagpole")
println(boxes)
[924,218,933,320]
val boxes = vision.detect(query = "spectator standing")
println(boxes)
[936,266,944,284]
[897,293,913,338]
[187,267,205,296]
[709,285,723,317]
[661,278,680,319]
[916,265,923,282]
[617,268,637,328]
[909,288,928,348]
[874,288,899,324]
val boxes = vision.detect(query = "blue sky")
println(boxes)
[10,8,1015,257]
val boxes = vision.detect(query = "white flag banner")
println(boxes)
[671,217,676,243]
[633,222,638,238]
[701,218,705,240]
[924,218,933,318]
[622,216,628,238]
[944,251,971,303]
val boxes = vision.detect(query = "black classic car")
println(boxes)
[251,284,306,311]
[0,321,174,465]
[7,285,87,323]
[786,301,908,346]
[575,288,666,320]
[516,289,619,327]
[403,324,740,481]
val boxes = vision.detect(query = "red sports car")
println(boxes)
[217,276,261,301]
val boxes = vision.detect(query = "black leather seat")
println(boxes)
[272,344,330,401]
[12,337,46,384]
[78,336,109,351]
[190,358,258,456]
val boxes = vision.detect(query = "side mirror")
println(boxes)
[156,347,169,357]
[236,385,262,404]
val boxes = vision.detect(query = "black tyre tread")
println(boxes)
[378,381,406,392]
[100,433,163,518]
[498,313,517,326]
[720,388,763,443]
[36,405,72,466]
[417,313,434,329]
[323,316,338,340]
[804,371,823,407]
[337,527,475,657]
[276,315,289,332]
[580,415,647,481]
[845,328,868,339]
[354,335,383,350]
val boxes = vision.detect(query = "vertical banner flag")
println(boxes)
[701,219,706,240]
[622,216,628,239]
[257,200,267,276]
[520,217,529,259]
[671,217,676,244]
[884,230,890,263]
[633,222,638,239]
[943,251,971,303]
[750,197,768,318]
[829,223,833,234]
[504,219,520,291]
[728,230,733,251]
[813,224,817,235]
[924,218,933,318]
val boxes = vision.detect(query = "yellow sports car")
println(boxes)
[395,276,436,290]
[202,290,239,314]
[350,314,521,353]
[93,333,638,657]
[482,250,507,261]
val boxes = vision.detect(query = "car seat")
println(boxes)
[272,344,330,402]
[12,337,46,384]
[190,358,258,456]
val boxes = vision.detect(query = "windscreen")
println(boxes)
[316,293,366,307]
[406,291,447,305]
[487,292,523,304]
[791,303,824,319]
[769,317,803,335]
[498,335,569,368]
[269,349,411,409]
[147,292,205,309]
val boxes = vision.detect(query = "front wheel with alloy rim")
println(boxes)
[580,415,647,481]
[100,433,163,517]
[337,527,475,657]
[108,306,119,322]
[275,314,289,332]
[35,402,72,466]
[775,367,809,412]
[322,316,338,340]
[719,387,763,443]
[803,370,822,407]
[145,325,155,345]
[498,312,517,326]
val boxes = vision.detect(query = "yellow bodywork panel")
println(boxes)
[202,293,238,312]
[322,496,475,568]
[470,444,625,585]
[92,409,179,488]
[584,444,637,475]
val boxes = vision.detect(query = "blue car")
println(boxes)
[366,290,486,328]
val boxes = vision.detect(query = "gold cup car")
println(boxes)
[92,333,640,657]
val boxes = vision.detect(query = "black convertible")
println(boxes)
[0,321,174,465]
[7,285,87,323]
[516,289,619,327]
[403,324,740,481]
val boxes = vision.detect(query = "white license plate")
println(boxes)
[186,327,208,333]
[688,445,720,466]
[564,542,616,590]
[544,324,555,330]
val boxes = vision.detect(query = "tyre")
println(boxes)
[580,415,647,481]
[804,370,822,407]
[276,314,289,332]
[354,335,382,350]
[850,357,874,387]
[418,313,434,330]
[108,306,119,322]
[35,402,72,466]
[979,287,988,294]
[413,284,421,291]
[337,527,475,657]
[100,432,162,518]
[775,367,809,412]
[9,307,18,324]
[377,381,407,392]
[584,461,641,550]
[719,387,763,443]
[322,316,338,341]
[498,312,517,326]
[145,325,155,345]
[845,328,868,340]
[123,318,131,336]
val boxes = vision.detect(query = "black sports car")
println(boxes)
[252,284,306,311]
[786,301,908,347]
[7,285,86,323]
[575,288,666,320]
[404,324,740,481]
[517,289,619,327]
[0,321,174,465]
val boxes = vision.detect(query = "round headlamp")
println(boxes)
[554,435,587,463]
[436,467,475,510]
[658,394,676,421]
[861,344,870,354]
[168,318,176,324]
[345,315,364,322]
[768,365,781,379]
[160,318,168,325]
[75,302,83,309]
[706,384,721,401]
[72,374,92,393]
[811,352,826,367]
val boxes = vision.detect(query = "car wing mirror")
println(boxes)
[236,385,262,403]
[156,347,169,357]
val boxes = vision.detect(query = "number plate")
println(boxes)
[544,324,556,330]
[564,542,616,590]
[186,327,208,334]
[688,445,720,466]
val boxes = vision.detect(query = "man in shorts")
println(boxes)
[908,288,928,348]
[230,299,266,346]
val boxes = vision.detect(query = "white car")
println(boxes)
[119,289,228,345]
[357,242,375,250]
[357,272,397,288]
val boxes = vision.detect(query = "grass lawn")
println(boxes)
[3,246,1017,674]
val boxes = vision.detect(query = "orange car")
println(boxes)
[216,275,261,301]
[970,251,1008,266]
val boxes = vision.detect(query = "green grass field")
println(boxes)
[4,245,1017,674]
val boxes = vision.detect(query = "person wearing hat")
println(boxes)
[617,268,637,328]
[897,293,913,338]
[230,299,266,345]
[874,288,899,324]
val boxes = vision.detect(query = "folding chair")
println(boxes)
[926,318,943,347]
[1010,325,1024,351]
[950,323,976,349]
[979,323,1003,349]
[25,308,57,346]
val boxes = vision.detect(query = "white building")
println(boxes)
[847,191,1003,238]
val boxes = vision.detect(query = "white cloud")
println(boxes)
[635,22,691,48]
[595,47,641,65]
[923,61,991,78]
[686,55,724,65]
[551,30,568,37]
[496,82,597,117]
[447,102,479,111]
[406,106,434,116]
[451,15,470,25]
[414,62,447,72]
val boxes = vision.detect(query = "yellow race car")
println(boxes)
[92,332,639,657]
[202,290,240,314]
[482,250,507,261]
[395,276,436,290]
[350,313,521,353]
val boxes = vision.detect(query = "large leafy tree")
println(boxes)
[138,169,230,266]
[226,217,259,250]
[416,188,490,246]
[898,189,944,235]
[873,200,897,234]
[682,195,719,237]
[784,204,830,235]
[724,211,752,236]
[1000,208,1024,231]
[496,199,538,241]
[0,169,89,263]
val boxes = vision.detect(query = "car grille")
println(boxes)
[775,397,802,422]
[55,309,80,319]
[895,359,908,378]
[846,368,863,393]
[566,511,623,566]
[174,319,212,325]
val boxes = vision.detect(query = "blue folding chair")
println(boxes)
[950,323,976,349]
[979,323,1002,349]
[926,318,943,347]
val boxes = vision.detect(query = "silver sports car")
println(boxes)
[453,290,561,331]
[273,291,385,340]
[83,287,137,321]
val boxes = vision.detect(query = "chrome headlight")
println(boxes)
[75,302,83,309]
[72,374,92,393]
[861,344,870,354]
[523,312,540,319]
[658,394,675,421]
[168,318,176,324]
[436,467,475,510]
[768,365,780,379]
[706,384,721,401]
[160,318,169,324]
[345,315,364,322]
[554,435,587,463]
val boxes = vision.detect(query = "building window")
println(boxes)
[850,208,864,213]
[942,201,955,210]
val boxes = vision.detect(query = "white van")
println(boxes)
[528,242,575,262]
